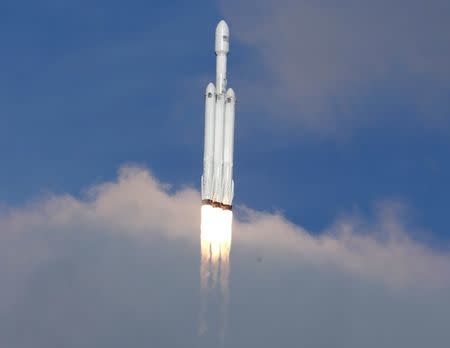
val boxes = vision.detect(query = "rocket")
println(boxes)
[201,20,236,210]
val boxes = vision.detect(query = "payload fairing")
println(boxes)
[201,20,236,210]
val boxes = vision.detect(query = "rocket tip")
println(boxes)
[226,88,235,99]
[215,20,230,54]
[216,20,229,34]
[206,83,215,93]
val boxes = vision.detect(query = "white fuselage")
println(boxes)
[201,20,235,209]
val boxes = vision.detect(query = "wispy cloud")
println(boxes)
[220,0,450,135]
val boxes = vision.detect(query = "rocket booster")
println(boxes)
[201,20,235,210]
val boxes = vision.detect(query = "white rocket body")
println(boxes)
[212,93,225,203]
[201,20,235,210]
[222,88,235,206]
[201,83,215,200]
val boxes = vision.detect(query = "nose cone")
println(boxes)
[226,88,235,102]
[215,20,229,54]
[205,83,215,97]
[216,20,229,36]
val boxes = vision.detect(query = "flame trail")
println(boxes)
[199,204,233,343]
[219,209,232,345]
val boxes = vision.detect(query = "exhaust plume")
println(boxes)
[199,204,233,344]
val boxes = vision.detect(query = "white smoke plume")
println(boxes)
[1,166,450,347]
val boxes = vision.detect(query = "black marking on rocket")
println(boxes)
[201,199,232,211]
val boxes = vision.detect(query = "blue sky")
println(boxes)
[1,3,450,346]
[2,1,449,240]
[0,1,450,240]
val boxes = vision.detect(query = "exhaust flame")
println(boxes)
[199,204,233,343]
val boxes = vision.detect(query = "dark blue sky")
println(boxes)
[1,0,449,240]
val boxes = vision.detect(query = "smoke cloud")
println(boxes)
[1,166,450,347]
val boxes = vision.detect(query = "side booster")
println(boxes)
[201,20,236,210]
